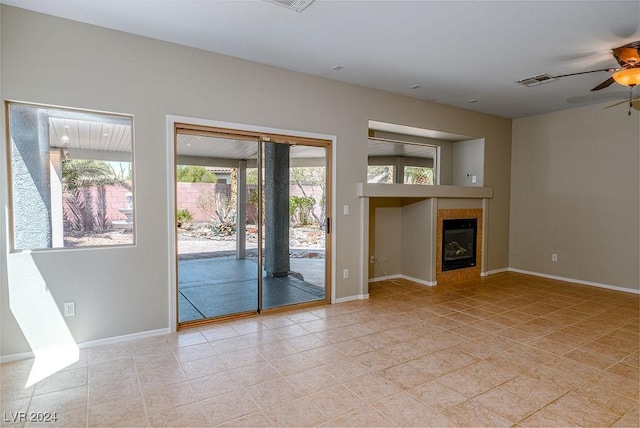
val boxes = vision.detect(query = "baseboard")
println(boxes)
[484,268,510,276]
[335,294,369,303]
[1,328,170,363]
[400,275,437,286]
[508,268,640,295]
[368,274,401,283]
[78,328,170,349]
[0,350,35,363]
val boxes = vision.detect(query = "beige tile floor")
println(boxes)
[1,272,639,427]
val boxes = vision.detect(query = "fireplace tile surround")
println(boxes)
[437,208,483,284]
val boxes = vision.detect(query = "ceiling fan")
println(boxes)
[555,41,640,114]
[552,41,640,91]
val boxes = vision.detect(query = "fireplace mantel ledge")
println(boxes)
[357,183,493,199]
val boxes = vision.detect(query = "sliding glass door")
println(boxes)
[175,126,330,325]
[261,140,329,310]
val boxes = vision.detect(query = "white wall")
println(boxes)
[0,6,512,356]
[510,102,639,291]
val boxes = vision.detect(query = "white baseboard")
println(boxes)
[1,328,170,363]
[335,294,369,303]
[79,328,170,349]
[369,274,436,286]
[508,268,640,295]
[368,274,401,283]
[485,268,510,276]
[0,350,35,363]
[400,275,437,286]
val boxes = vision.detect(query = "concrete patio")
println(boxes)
[178,255,325,323]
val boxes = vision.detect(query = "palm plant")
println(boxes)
[62,159,131,231]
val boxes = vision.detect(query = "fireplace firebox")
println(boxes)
[442,218,477,271]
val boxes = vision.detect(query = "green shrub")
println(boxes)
[289,196,316,225]
[176,166,217,183]
[176,208,193,228]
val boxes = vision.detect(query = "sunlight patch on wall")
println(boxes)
[7,254,79,387]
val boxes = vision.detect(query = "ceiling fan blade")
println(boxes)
[603,97,640,110]
[603,99,628,109]
[553,68,614,79]
[619,41,640,50]
[591,76,615,92]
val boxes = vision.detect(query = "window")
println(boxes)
[367,165,394,183]
[404,166,434,185]
[368,137,436,185]
[6,102,135,251]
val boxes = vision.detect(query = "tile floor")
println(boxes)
[1,272,639,427]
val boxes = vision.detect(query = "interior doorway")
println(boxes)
[173,124,331,325]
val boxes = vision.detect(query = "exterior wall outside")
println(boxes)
[57,182,323,228]
[0,6,512,356]
[62,185,131,225]
[174,182,321,223]
[510,102,640,291]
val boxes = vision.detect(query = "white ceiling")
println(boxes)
[49,117,132,153]
[4,0,640,118]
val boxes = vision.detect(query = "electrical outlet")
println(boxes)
[64,301,76,317]
[370,256,375,264]
[471,175,477,183]
[343,205,350,215]
[552,253,558,262]
[343,269,349,279]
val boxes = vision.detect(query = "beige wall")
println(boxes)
[453,138,485,186]
[0,6,512,356]
[510,102,639,291]
[373,208,402,278]
[401,199,434,282]
[367,198,402,279]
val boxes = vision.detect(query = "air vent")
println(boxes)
[264,0,315,12]
[516,73,559,87]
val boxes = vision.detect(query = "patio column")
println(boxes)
[395,156,405,184]
[236,160,247,259]
[9,105,53,249]
[264,142,290,277]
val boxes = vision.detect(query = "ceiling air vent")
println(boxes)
[516,73,558,87]
[263,0,315,12]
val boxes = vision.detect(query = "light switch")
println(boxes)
[343,205,349,215]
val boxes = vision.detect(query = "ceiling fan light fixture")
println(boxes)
[612,68,640,86]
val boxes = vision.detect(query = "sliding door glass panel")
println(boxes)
[262,142,327,309]
[176,133,260,323]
